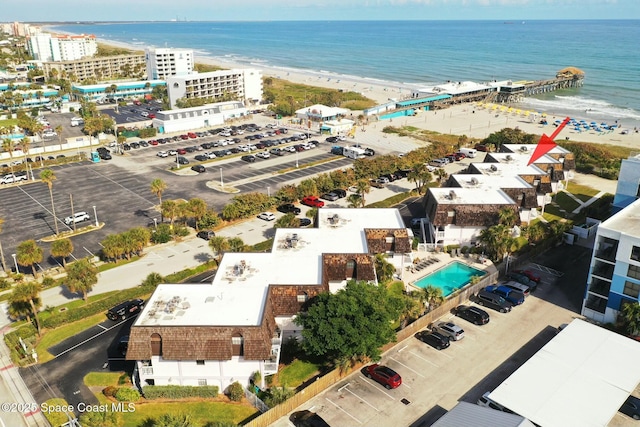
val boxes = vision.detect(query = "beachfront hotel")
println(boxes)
[145,47,194,80]
[40,54,146,81]
[582,197,640,324]
[26,33,97,62]
[166,68,263,108]
[126,208,414,392]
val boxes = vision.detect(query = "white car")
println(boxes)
[257,212,276,221]
[157,151,168,158]
[168,150,178,156]
[1,174,27,184]
[140,111,149,117]
[64,211,90,226]
[206,152,217,159]
[256,151,270,159]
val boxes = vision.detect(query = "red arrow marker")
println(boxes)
[528,116,570,165]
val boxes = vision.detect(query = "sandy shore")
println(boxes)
[84,33,640,149]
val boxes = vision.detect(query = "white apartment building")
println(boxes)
[613,153,640,213]
[127,208,412,392]
[27,33,97,62]
[166,69,262,108]
[582,197,640,324]
[145,47,194,80]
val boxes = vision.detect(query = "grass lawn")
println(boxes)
[276,359,320,388]
[42,398,73,427]
[542,205,568,223]
[554,192,581,213]
[84,372,129,387]
[566,181,600,202]
[35,312,107,363]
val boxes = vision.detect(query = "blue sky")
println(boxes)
[6,0,640,22]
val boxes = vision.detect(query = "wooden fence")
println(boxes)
[245,269,498,427]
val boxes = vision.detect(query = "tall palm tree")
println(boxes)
[422,285,445,312]
[0,216,6,272]
[40,169,59,235]
[55,125,63,152]
[9,282,43,335]
[16,239,43,278]
[498,206,518,227]
[50,238,73,267]
[161,200,179,228]
[355,179,371,207]
[150,179,167,206]
[2,137,15,174]
[65,257,98,301]
[209,236,230,261]
[347,193,362,208]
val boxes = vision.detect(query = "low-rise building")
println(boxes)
[127,208,412,392]
[71,80,166,103]
[41,54,146,81]
[151,101,247,134]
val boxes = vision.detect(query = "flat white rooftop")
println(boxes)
[134,282,267,327]
[487,152,560,167]
[598,197,640,237]
[502,144,571,156]
[490,319,640,427]
[450,174,533,190]
[471,162,546,177]
[416,81,493,96]
[317,208,405,231]
[429,187,515,205]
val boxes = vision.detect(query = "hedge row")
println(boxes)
[142,385,220,399]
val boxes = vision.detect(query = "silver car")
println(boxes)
[433,321,465,341]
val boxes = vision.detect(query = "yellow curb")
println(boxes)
[40,222,106,243]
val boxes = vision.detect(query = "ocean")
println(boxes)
[52,20,640,127]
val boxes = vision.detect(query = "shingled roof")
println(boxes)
[364,228,412,254]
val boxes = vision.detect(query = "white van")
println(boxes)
[429,158,447,168]
[70,117,84,127]
[458,147,477,158]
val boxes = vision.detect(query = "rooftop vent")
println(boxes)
[449,190,457,200]
[490,164,498,172]
[520,146,528,152]
[469,177,479,186]
[328,214,340,225]
[506,154,513,161]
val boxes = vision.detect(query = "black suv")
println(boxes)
[451,305,490,325]
[277,203,301,215]
[107,299,145,321]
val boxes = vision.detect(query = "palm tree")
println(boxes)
[9,282,43,335]
[0,216,6,272]
[65,257,98,301]
[16,239,43,278]
[355,179,371,207]
[422,285,445,313]
[150,179,167,206]
[40,169,59,235]
[161,200,179,228]
[620,302,640,336]
[209,236,230,261]
[498,206,518,227]
[228,237,246,253]
[346,194,362,208]
[101,234,125,262]
[55,125,63,151]
[374,254,396,284]
[50,238,73,267]
[188,198,207,231]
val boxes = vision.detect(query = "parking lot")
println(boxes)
[273,244,595,427]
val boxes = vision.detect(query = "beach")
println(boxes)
[60,29,640,150]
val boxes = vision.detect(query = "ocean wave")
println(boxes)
[521,95,640,123]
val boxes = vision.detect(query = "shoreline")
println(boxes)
[46,26,640,148]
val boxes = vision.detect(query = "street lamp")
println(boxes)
[153,218,158,230]
[92,205,98,226]
[295,150,299,168]
[219,167,224,187]
[11,253,18,273]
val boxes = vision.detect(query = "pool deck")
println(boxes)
[402,250,497,291]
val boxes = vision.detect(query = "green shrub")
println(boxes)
[173,224,190,237]
[41,277,56,289]
[142,385,219,399]
[151,224,172,243]
[114,387,140,402]
[0,278,10,290]
[263,386,294,407]
[103,386,118,398]
[226,381,244,402]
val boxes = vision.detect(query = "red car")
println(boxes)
[180,134,189,140]
[365,364,402,389]
[177,148,187,155]
[514,269,541,283]
[301,196,325,208]
[188,132,197,139]
[149,140,159,146]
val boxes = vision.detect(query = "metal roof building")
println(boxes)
[432,401,535,427]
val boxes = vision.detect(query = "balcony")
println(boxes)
[588,277,611,297]
[594,237,618,262]
[584,294,607,314]
[591,260,614,281]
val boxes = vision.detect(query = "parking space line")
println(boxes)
[407,350,440,367]
[390,357,425,378]
[342,387,380,411]
[360,377,396,400]
[326,398,363,424]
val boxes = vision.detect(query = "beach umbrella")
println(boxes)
[541,113,547,117]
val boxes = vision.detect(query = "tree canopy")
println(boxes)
[295,280,403,365]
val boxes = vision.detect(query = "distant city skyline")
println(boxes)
[5,0,640,22]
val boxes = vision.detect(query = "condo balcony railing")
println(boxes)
[588,278,611,297]
[594,246,617,262]
[591,263,614,280]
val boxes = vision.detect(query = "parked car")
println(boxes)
[301,196,325,208]
[241,155,256,163]
[117,335,129,356]
[451,305,490,325]
[257,212,276,221]
[321,192,339,201]
[277,204,301,215]
[194,154,209,162]
[476,289,513,313]
[106,299,145,321]
[365,364,402,389]
[256,151,270,159]
[415,330,450,350]
[64,211,90,226]
[506,272,538,292]
[474,144,489,152]
[513,269,541,283]
[156,151,169,158]
[289,410,330,427]
[432,321,465,341]
[176,156,189,165]
[619,395,640,420]
[196,230,215,240]
[332,189,347,198]
[298,218,312,227]
[485,285,525,306]
[501,280,531,297]
[191,164,206,173]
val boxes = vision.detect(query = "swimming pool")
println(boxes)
[413,261,486,296]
